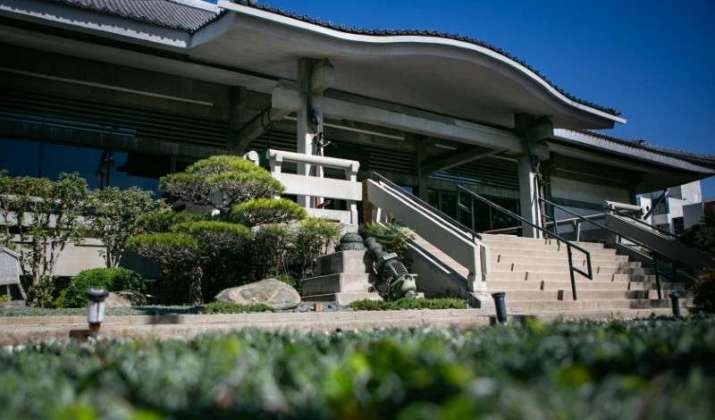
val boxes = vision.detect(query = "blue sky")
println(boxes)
[217,0,715,196]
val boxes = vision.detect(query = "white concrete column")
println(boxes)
[518,155,542,238]
[296,59,317,208]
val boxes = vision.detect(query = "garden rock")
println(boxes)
[215,278,301,310]
[105,291,144,307]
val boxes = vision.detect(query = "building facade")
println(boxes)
[0,0,713,237]
[639,181,704,234]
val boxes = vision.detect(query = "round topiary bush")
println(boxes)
[231,197,307,227]
[159,155,283,211]
[127,233,203,304]
[137,209,209,233]
[60,267,144,308]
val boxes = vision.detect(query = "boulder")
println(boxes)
[104,291,146,307]
[215,278,301,310]
[104,292,133,308]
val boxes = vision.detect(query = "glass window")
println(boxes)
[0,139,42,177]
[0,138,167,193]
[439,191,457,219]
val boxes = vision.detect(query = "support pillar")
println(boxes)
[415,136,430,200]
[518,155,542,238]
[295,58,334,208]
[296,59,317,208]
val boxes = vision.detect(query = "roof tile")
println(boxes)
[46,0,221,33]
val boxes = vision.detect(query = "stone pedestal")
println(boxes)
[301,250,382,305]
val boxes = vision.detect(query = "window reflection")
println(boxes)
[0,138,166,192]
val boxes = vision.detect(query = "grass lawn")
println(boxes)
[1,316,713,419]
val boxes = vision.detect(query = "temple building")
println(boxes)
[1,0,713,232]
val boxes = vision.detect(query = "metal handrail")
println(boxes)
[369,171,481,242]
[457,185,593,300]
[539,196,689,299]
[487,213,607,235]
[606,209,680,240]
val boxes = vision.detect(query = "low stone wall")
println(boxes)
[0,309,492,345]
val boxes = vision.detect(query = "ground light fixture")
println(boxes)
[86,288,109,336]
[492,292,508,324]
[669,291,682,319]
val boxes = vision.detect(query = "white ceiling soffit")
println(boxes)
[551,129,714,174]
[188,1,626,130]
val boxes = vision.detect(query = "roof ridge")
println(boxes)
[226,0,621,117]
[575,129,715,163]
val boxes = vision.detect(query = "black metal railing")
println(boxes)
[539,197,693,299]
[605,208,680,240]
[369,171,481,243]
[457,186,593,300]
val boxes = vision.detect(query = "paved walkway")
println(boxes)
[0,307,679,345]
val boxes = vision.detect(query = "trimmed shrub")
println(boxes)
[160,155,283,211]
[693,268,715,313]
[231,197,307,227]
[171,221,252,297]
[252,224,292,279]
[360,222,414,264]
[127,233,203,305]
[200,302,273,314]
[349,297,467,311]
[137,209,208,233]
[680,213,715,255]
[3,318,715,418]
[171,220,251,241]
[290,217,341,279]
[59,267,144,308]
[0,172,89,307]
[88,186,158,267]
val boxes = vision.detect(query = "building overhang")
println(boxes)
[549,129,715,192]
[0,0,624,130]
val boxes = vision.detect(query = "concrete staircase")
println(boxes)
[481,234,686,317]
[301,250,382,305]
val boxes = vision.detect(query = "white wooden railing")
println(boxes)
[265,149,361,224]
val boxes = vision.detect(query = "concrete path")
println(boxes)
[0,307,680,345]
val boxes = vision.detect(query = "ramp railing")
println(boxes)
[366,172,488,290]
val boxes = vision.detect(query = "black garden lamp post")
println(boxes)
[86,288,109,336]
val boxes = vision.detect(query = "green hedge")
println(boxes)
[0,317,714,419]
[58,267,144,308]
[349,297,467,311]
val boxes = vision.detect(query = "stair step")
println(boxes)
[491,262,642,274]
[491,254,629,265]
[482,235,606,249]
[504,299,674,312]
[301,273,372,295]
[486,271,634,282]
[487,245,624,260]
[486,280,640,291]
[494,289,653,301]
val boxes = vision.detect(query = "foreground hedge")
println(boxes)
[1,317,714,419]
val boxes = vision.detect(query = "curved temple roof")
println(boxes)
[27,0,624,129]
[225,0,621,118]
[2,0,712,175]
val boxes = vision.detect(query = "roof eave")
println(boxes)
[552,129,715,175]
